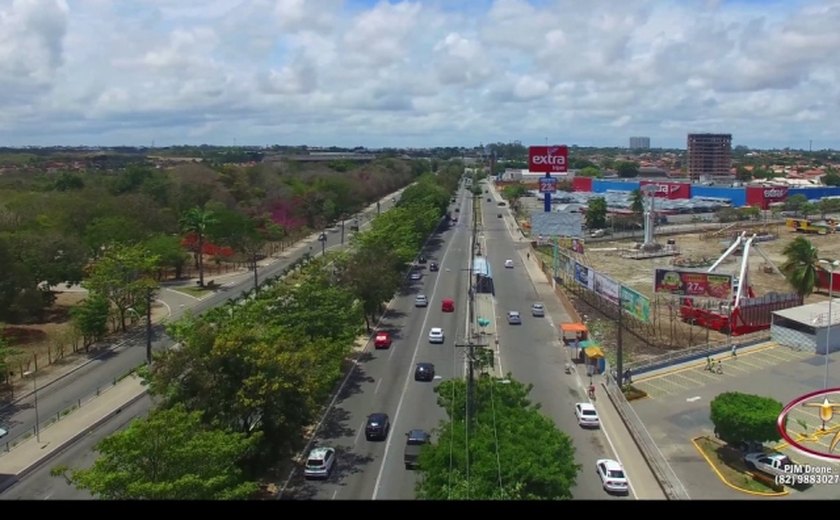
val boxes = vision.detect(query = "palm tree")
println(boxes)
[630,189,645,220]
[781,236,820,297]
[180,207,218,287]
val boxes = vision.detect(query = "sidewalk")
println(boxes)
[0,374,147,492]
[490,181,667,499]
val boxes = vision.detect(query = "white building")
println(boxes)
[771,300,840,354]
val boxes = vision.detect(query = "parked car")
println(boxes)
[404,430,431,470]
[365,413,391,441]
[596,459,629,494]
[374,331,392,349]
[304,447,336,479]
[497,201,506,206]
[418,255,427,264]
[575,402,600,428]
[415,294,428,307]
[507,311,522,325]
[744,452,800,479]
[504,259,514,268]
[428,327,445,344]
[531,303,545,317]
[410,271,422,281]
[429,262,439,272]
[414,362,435,381]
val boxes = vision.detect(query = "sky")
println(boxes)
[1,0,838,150]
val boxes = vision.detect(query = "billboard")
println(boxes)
[654,269,733,300]
[639,181,691,200]
[746,186,789,209]
[556,237,585,254]
[538,175,558,193]
[555,250,574,277]
[529,146,568,173]
[572,176,593,192]
[530,212,583,238]
[574,262,594,290]
[621,286,651,323]
[593,272,619,304]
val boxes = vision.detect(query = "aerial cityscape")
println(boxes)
[2,0,840,502]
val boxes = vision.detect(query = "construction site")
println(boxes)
[533,209,840,365]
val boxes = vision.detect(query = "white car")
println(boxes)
[596,459,629,494]
[428,327,444,344]
[409,271,422,281]
[531,303,545,317]
[304,447,336,479]
[0,427,6,439]
[507,311,522,325]
[504,259,514,268]
[415,295,428,307]
[574,402,600,428]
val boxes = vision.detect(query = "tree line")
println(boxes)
[56,162,465,499]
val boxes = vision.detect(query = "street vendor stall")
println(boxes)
[559,322,588,346]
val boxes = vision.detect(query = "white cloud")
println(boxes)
[0,0,839,149]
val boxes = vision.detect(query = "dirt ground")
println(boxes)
[549,223,840,362]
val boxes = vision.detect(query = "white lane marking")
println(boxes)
[354,419,366,447]
[371,200,465,500]
[332,489,338,500]
[165,287,199,301]
[375,379,383,394]
[687,396,701,402]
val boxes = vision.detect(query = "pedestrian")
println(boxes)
[527,252,530,260]
[731,344,737,358]
[705,355,712,371]
[717,359,723,374]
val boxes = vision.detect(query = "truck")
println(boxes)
[744,451,810,488]
[404,429,431,470]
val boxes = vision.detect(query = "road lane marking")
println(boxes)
[332,489,338,500]
[687,396,701,402]
[354,419,366,447]
[375,379,383,394]
[371,204,466,500]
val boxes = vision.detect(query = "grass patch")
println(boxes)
[172,285,214,298]
[694,437,785,495]
[623,385,648,401]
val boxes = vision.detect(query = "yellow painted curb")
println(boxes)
[691,436,789,497]
[636,344,778,384]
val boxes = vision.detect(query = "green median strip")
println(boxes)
[692,436,788,496]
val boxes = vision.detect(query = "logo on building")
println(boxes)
[764,188,788,200]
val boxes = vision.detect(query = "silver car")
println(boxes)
[415,295,428,307]
[507,311,522,325]
[531,303,545,317]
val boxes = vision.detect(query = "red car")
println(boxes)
[441,298,455,312]
[374,331,392,349]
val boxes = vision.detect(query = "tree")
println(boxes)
[710,392,783,445]
[144,234,189,280]
[0,328,18,382]
[735,165,752,182]
[823,172,840,187]
[578,166,601,178]
[64,404,260,499]
[616,161,639,179]
[180,206,218,287]
[630,189,644,218]
[84,216,147,257]
[84,243,160,332]
[785,194,809,213]
[417,376,579,500]
[70,293,110,348]
[781,236,820,297]
[341,242,402,330]
[585,197,608,230]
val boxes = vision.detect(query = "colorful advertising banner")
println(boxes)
[639,181,691,200]
[574,262,593,290]
[528,145,569,173]
[593,272,620,305]
[654,269,733,300]
[556,237,585,254]
[620,286,651,323]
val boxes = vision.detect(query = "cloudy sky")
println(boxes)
[1,0,838,149]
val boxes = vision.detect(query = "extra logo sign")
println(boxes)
[764,188,788,199]
[529,145,568,173]
[650,184,681,194]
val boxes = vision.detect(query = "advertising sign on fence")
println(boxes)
[620,286,651,323]
[593,272,620,304]
[574,262,594,290]
[654,269,733,300]
[556,237,585,254]
[554,249,574,277]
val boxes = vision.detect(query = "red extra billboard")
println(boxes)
[746,186,789,210]
[529,146,568,173]
[654,269,733,300]
[639,181,691,200]
[572,176,593,192]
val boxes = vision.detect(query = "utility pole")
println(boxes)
[341,218,345,245]
[146,287,153,366]
[252,252,259,295]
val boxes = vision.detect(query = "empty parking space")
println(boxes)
[634,344,813,400]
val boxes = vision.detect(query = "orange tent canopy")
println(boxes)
[560,322,588,333]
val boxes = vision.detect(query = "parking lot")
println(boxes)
[631,341,840,500]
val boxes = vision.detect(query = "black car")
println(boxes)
[497,213,502,218]
[414,362,435,382]
[418,255,427,264]
[365,413,391,441]
[429,262,439,272]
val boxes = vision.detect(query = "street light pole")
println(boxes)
[24,370,40,442]
[819,259,839,389]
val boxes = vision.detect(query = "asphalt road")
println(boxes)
[480,188,630,500]
[0,394,152,500]
[284,188,474,500]
[0,189,406,451]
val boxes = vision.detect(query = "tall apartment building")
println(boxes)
[629,136,650,150]
[687,133,732,180]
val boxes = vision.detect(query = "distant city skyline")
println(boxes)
[1,1,838,150]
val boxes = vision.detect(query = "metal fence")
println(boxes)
[602,373,691,500]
